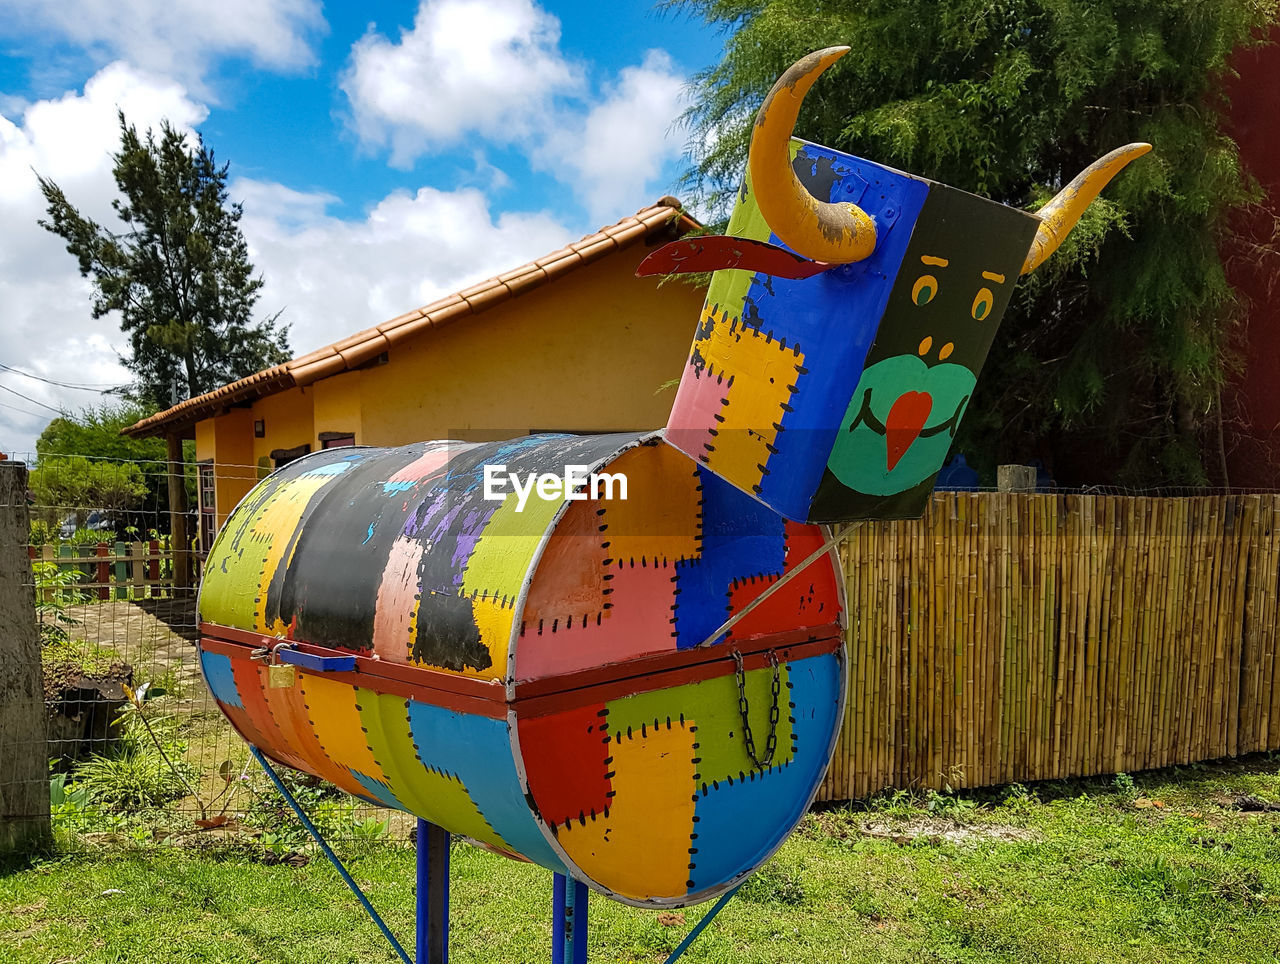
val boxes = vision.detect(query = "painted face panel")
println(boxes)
[664,142,1043,524]
[664,140,929,521]
[809,183,1040,520]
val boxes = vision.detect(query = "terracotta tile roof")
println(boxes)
[122,197,698,438]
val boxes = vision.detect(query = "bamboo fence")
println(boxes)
[818,492,1280,802]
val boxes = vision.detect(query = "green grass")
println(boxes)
[5,756,1280,963]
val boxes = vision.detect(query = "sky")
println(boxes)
[0,0,726,457]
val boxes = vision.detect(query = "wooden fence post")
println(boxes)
[997,464,1037,493]
[0,460,50,853]
[166,432,192,590]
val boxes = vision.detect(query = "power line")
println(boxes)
[0,398,51,420]
[0,361,123,391]
[0,382,65,415]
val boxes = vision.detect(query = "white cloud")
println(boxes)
[341,0,580,166]
[0,62,207,457]
[340,1,691,219]
[0,0,325,92]
[0,63,579,456]
[538,49,688,222]
[234,179,574,354]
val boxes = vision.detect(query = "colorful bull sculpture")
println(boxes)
[197,47,1149,912]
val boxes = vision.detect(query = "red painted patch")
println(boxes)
[636,237,831,279]
[517,703,612,828]
[725,520,844,641]
[885,391,933,471]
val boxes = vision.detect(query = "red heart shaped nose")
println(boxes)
[885,391,933,471]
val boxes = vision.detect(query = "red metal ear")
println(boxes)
[635,236,832,280]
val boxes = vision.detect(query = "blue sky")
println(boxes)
[0,0,726,455]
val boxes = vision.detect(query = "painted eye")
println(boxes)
[972,287,994,320]
[911,274,938,306]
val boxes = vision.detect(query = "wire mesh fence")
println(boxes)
[7,450,1280,859]
[5,452,406,856]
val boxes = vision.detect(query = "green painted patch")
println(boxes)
[604,663,795,782]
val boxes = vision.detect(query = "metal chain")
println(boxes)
[733,649,781,769]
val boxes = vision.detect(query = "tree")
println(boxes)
[35,402,194,533]
[28,458,149,531]
[37,113,290,408]
[38,402,168,465]
[674,0,1278,485]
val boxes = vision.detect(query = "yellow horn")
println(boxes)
[747,46,877,264]
[1021,143,1153,274]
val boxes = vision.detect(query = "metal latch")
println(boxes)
[250,638,358,687]
[251,640,297,689]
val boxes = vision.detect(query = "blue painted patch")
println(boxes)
[299,460,354,477]
[742,146,930,521]
[199,650,243,709]
[407,700,565,871]
[686,651,842,894]
[349,769,408,811]
[674,469,785,648]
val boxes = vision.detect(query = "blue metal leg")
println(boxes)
[251,747,412,964]
[662,884,742,964]
[563,878,578,964]
[416,819,450,964]
[552,874,567,964]
[570,880,588,963]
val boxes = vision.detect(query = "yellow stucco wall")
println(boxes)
[312,370,363,442]
[195,409,261,528]
[360,252,700,444]
[211,409,257,528]
[195,244,706,519]
[251,388,315,467]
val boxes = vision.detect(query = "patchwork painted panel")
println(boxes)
[199,434,845,907]
[656,47,1149,524]
[664,142,1038,523]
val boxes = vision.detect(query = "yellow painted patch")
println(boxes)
[596,444,701,563]
[201,472,340,633]
[300,675,384,780]
[253,475,336,635]
[459,595,514,681]
[357,691,511,848]
[557,723,696,901]
[700,313,800,491]
[265,677,372,799]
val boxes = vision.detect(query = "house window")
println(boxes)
[197,462,216,557]
[319,432,356,449]
[270,443,311,468]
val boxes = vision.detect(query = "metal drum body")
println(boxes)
[198,432,846,907]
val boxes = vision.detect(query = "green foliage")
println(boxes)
[73,745,189,810]
[36,112,290,408]
[28,519,52,548]
[37,402,167,464]
[33,402,193,527]
[31,560,89,646]
[9,756,1280,962]
[71,710,194,810]
[738,858,808,904]
[674,0,1278,484]
[27,456,148,531]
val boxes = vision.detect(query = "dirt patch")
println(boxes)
[860,818,1041,846]
[811,811,1040,847]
